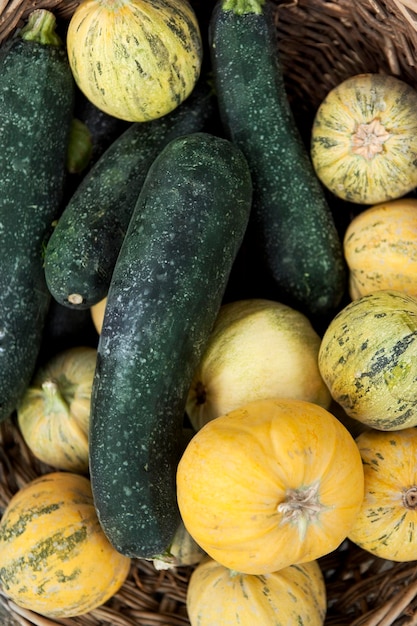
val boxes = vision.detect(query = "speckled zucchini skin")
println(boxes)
[44,78,217,309]
[89,132,252,557]
[209,0,346,320]
[0,13,74,423]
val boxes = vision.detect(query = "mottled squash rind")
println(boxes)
[67,0,203,122]
[187,556,327,626]
[311,73,417,205]
[0,472,130,618]
[318,289,417,430]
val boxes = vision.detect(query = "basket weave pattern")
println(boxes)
[2,0,417,624]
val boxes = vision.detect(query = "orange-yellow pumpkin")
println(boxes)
[0,472,131,617]
[187,556,327,626]
[177,398,364,575]
[343,198,417,300]
[348,427,417,561]
[91,296,106,334]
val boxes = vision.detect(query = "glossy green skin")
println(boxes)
[209,0,346,320]
[44,79,217,309]
[0,33,74,423]
[89,132,252,558]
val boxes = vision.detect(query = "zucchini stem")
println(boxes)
[20,9,62,47]
[223,0,265,15]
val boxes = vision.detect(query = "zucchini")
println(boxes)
[44,77,217,309]
[0,10,74,422]
[89,132,252,557]
[209,0,346,320]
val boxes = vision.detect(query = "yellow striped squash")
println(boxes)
[67,0,203,122]
[187,556,327,626]
[0,472,131,618]
[348,428,417,561]
[311,73,417,205]
[318,289,417,430]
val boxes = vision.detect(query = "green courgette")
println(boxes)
[89,132,252,557]
[209,0,346,321]
[0,10,74,422]
[44,77,217,309]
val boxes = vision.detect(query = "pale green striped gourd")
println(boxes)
[67,0,203,122]
[311,73,417,205]
[319,289,417,430]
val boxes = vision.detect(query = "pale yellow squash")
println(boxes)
[343,198,417,300]
[177,398,364,575]
[186,298,331,430]
[187,556,327,626]
[17,346,97,473]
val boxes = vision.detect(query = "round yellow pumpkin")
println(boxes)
[318,289,417,430]
[186,298,331,431]
[177,398,364,575]
[91,296,107,334]
[17,346,97,473]
[311,73,417,205]
[67,0,203,122]
[187,556,327,626]
[343,198,417,300]
[348,427,417,561]
[0,472,131,618]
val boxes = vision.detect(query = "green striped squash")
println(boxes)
[348,428,417,561]
[0,472,131,618]
[187,556,327,626]
[318,289,417,430]
[66,0,203,122]
[311,73,417,205]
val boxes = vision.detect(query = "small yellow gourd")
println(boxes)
[177,397,364,575]
[0,472,131,618]
[343,198,417,300]
[348,428,417,561]
[67,0,203,122]
[17,346,97,473]
[311,73,417,205]
[186,298,331,431]
[187,556,327,626]
[91,296,107,334]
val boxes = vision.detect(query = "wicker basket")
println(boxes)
[2,1,417,624]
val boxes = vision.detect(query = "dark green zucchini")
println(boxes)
[209,0,346,321]
[44,78,217,310]
[89,132,252,558]
[0,10,74,423]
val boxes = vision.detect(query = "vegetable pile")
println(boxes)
[2,0,417,623]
